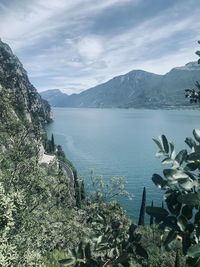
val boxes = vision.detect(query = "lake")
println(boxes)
[46,108,200,221]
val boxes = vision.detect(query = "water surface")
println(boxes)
[47,108,200,221]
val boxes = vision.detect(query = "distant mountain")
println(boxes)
[41,62,200,108]
[40,89,69,107]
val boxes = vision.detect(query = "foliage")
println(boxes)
[44,202,149,267]
[88,172,133,202]
[0,117,80,265]
[147,130,200,266]
[185,40,200,104]
[138,187,146,226]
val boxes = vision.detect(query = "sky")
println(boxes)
[0,0,200,94]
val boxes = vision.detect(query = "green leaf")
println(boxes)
[175,150,187,165]
[135,244,148,259]
[177,215,188,231]
[161,135,169,153]
[193,129,200,143]
[195,145,200,153]
[187,152,200,161]
[163,230,177,248]
[163,169,189,180]
[182,205,193,220]
[178,178,195,190]
[162,157,174,165]
[185,162,199,171]
[178,192,200,206]
[186,223,195,233]
[169,142,176,159]
[152,138,164,152]
[152,174,167,188]
[156,151,166,158]
[165,191,182,215]
[195,211,200,224]
[146,207,168,220]
[185,137,196,149]
[162,216,178,229]
[187,243,200,258]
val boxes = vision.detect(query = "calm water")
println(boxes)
[47,108,200,221]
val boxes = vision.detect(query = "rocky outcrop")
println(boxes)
[0,39,52,126]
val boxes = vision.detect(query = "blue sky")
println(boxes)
[0,0,200,94]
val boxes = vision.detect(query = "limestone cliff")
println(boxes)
[0,39,52,127]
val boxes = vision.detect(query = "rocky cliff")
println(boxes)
[0,39,52,127]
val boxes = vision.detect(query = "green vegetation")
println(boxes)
[2,38,200,266]
[147,130,200,266]
[138,187,146,226]
[185,41,200,104]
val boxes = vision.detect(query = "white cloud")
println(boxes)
[77,36,104,61]
[0,0,200,94]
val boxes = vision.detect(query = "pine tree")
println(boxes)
[138,187,146,226]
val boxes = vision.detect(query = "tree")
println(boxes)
[138,187,146,226]
[185,40,200,103]
[150,201,154,225]
[51,133,55,152]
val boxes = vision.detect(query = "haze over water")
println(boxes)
[47,108,200,220]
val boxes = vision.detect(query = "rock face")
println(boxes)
[0,39,52,125]
[41,62,200,108]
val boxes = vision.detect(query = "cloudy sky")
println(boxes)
[0,0,200,94]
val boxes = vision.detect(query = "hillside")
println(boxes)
[41,62,200,108]
[0,39,80,265]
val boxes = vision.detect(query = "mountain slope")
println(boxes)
[0,39,52,126]
[0,39,80,265]
[40,89,69,107]
[41,62,200,108]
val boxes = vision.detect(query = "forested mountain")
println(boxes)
[41,62,200,108]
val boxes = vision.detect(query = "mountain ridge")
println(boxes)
[41,62,200,108]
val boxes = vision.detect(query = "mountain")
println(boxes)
[0,39,81,265]
[41,62,200,108]
[0,39,52,126]
[40,89,69,107]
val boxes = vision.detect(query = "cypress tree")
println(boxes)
[51,134,55,152]
[138,187,146,226]
[150,201,154,225]
[80,180,86,201]
[174,250,181,267]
